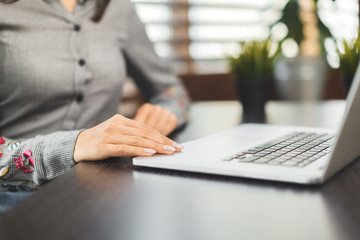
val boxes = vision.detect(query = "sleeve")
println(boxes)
[122,3,191,127]
[0,130,81,192]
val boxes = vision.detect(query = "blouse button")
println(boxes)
[78,59,86,66]
[74,24,81,32]
[76,93,84,103]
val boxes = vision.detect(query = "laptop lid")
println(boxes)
[323,63,360,181]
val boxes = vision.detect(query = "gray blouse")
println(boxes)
[0,0,190,191]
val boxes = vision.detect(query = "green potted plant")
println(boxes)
[336,32,360,96]
[227,38,279,123]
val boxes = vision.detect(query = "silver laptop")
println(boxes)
[133,65,360,185]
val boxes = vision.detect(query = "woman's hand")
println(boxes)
[134,103,178,136]
[73,114,183,163]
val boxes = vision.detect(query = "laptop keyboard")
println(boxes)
[222,132,335,167]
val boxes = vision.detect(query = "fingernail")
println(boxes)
[172,142,184,150]
[144,148,156,154]
[163,145,176,152]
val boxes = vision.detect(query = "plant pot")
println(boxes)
[235,78,270,123]
[274,56,327,100]
[343,76,353,97]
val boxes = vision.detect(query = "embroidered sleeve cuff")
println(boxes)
[35,130,82,182]
[20,130,81,184]
[0,130,82,190]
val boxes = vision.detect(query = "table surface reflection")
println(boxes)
[2,100,360,240]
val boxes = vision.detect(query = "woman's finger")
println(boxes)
[153,111,172,135]
[134,103,179,136]
[161,114,178,136]
[134,103,151,123]
[117,116,183,151]
[145,105,162,128]
[121,124,182,151]
[106,144,157,157]
[122,115,167,141]
[105,134,177,154]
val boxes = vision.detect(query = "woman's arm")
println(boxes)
[123,4,191,134]
[0,114,183,191]
[0,130,81,191]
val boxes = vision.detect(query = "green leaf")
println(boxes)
[336,32,360,79]
[227,38,280,81]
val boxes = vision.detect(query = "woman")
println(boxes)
[0,0,190,191]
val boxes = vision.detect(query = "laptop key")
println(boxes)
[238,156,259,162]
[254,158,270,163]
[244,149,260,154]
[298,162,308,167]
[222,157,235,161]
[282,161,298,166]
[270,158,286,164]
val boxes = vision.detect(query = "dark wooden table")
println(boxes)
[2,100,360,240]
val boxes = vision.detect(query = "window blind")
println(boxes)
[132,0,359,74]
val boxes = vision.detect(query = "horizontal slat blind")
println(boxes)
[131,0,359,74]
[131,0,286,74]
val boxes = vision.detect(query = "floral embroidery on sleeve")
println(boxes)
[14,155,34,173]
[0,137,38,191]
[164,86,190,120]
[0,139,22,152]
[0,165,9,177]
